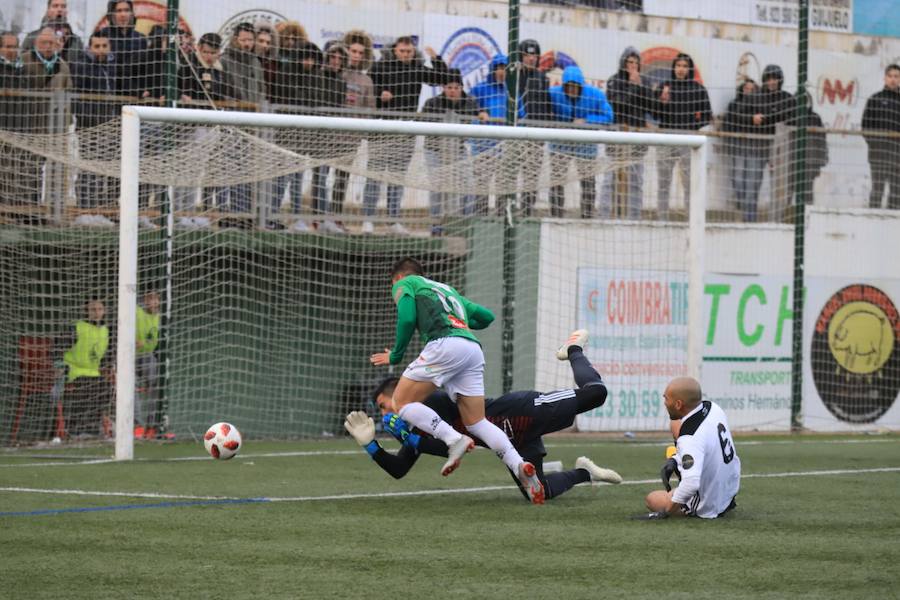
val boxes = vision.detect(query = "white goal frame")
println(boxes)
[116,105,708,460]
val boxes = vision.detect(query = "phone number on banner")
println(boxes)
[588,389,662,418]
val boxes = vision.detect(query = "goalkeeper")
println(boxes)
[351,329,622,502]
[370,257,544,504]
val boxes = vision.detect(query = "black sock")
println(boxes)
[568,347,603,388]
[544,469,591,500]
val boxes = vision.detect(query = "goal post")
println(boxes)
[115,105,708,460]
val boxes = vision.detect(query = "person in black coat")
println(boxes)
[514,39,554,217]
[601,46,657,219]
[788,91,828,207]
[722,79,768,222]
[96,1,149,98]
[71,32,119,207]
[178,32,236,104]
[363,36,451,234]
[422,68,485,229]
[654,52,711,217]
[176,33,235,211]
[309,42,349,221]
[862,64,900,209]
[0,31,25,206]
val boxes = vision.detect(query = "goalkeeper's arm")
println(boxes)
[371,443,421,479]
[369,436,450,478]
[344,411,423,479]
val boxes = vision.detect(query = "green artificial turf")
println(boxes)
[1,434,898,599]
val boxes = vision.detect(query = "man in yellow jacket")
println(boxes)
[61,298,112,437]
[135,291,162,438]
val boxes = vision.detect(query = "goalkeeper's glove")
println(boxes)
[660,457,680,492]
[344,411,379,457]
[382,413,421,450]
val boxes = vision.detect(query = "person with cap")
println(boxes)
[514,39,554,217]
[750,64,795,219]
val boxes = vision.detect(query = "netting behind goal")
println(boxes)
[0,109,708,449]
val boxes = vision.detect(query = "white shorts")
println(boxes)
[402,336,485,401]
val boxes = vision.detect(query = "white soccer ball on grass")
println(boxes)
[204,422,242,460]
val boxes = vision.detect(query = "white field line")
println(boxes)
[0,466,897,504]
[2,436,897,469]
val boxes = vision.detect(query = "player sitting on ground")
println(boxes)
[370,257,545,503]
[350,329,622,502]
[644,376,741,519]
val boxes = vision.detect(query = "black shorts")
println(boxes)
[528,389,582,439]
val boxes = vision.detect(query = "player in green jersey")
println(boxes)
[370,257,545,504]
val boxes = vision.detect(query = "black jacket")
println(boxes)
[606,47,656,128]
[422,92,481,154]
[758,64,795,136]
[95,24,149,97]
[315,67,348,110]
[178,53,235,104]
[788,106,828,185]
[370,46,450,112]
[654,53,712,131]
[0,58,24,131]
[71,53,119,128]
[722,82,768,157]
[517,66,554,122]
[861,87,900,163]
[272,41,322,109]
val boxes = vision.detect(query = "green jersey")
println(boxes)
[392,275,481,346]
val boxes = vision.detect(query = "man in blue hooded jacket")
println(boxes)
[547,66,613,218]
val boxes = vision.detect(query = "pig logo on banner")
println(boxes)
[811,284,900,423]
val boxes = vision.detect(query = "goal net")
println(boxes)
[1,106,709,457]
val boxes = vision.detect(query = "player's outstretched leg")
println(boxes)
[518,462,546,505]
[442,434,475,476]
[575,456,622,484]
[556,329,589,361]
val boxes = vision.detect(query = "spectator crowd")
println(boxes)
[1,0,899,233]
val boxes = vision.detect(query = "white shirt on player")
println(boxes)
[671,400,741,519]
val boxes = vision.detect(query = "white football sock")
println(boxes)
[466,419,523,471]
[398,403,462,446]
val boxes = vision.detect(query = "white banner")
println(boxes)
[645,0,852,33]
[573,267,688,432]
[801,208,900,431]
[570,269,793,431]
[701,274,793,431]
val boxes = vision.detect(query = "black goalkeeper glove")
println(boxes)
[660,457,680,492]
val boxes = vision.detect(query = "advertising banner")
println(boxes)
[572,269,793,431]
[803,278,900,430]
[644,0,853,33]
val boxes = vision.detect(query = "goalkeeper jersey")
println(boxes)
[391,275,481,346]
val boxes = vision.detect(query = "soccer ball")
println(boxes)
[204,422,242,460]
